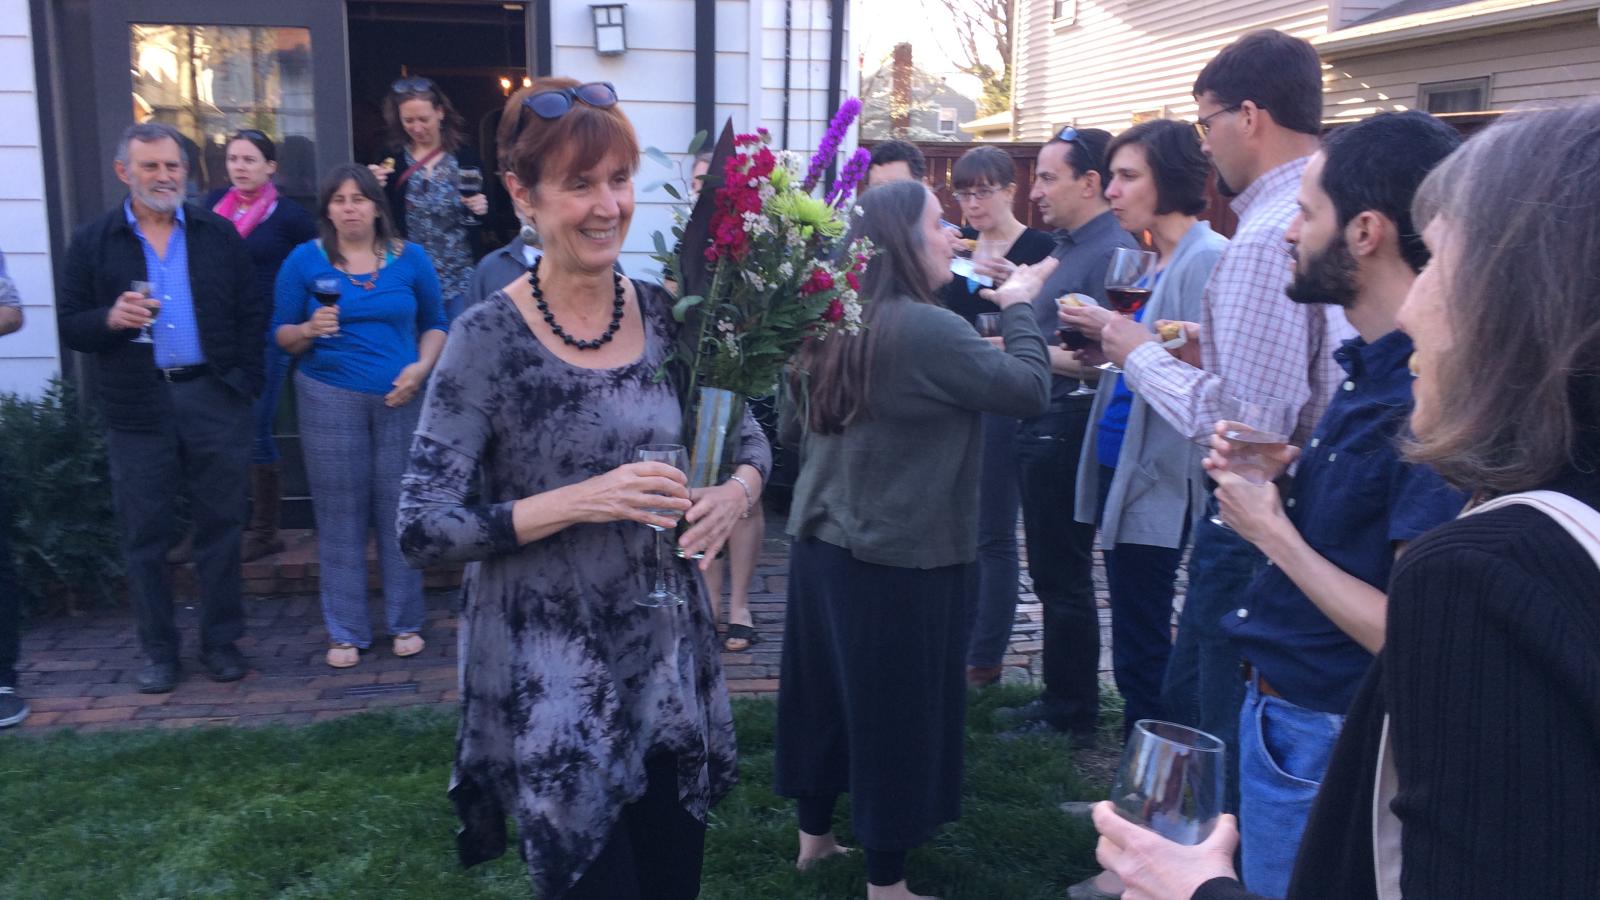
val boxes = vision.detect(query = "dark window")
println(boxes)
[1419,77,1489,115]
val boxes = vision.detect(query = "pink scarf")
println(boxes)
[212,182,279,239]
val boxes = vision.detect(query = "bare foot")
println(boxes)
[866,880,939,900]
[796,830,854,870]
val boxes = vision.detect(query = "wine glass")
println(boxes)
[1209,392,1295,528]
[457,167,484,197]
[129,280,156,345]
[1056,293,1102,398]
[311,277,343,340]
[634,443,688,609]
[975,312,1002,338]
[1109,719,1226,845]
[1097,248,1158,374]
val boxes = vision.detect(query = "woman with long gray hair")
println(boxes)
[774,179,1054,900]
[1090,100,1600,900]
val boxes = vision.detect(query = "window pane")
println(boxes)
[131,24,317,202]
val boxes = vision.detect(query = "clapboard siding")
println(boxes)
[0,0,59,397]
[549,0,851,276]
[1013,0,1332,137]
[1322,19,1600,116]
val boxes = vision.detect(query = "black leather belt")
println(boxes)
[158,364,209,383]
[1241,661,1283,699]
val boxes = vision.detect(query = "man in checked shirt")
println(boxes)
[1062,30,1353,814]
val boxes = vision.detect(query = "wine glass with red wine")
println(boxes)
[1097,248,1158,374]
[311,276,342,340]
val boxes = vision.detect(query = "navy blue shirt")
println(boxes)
[1222,330,1466,715]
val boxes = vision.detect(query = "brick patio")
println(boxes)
[8,521,1159,734]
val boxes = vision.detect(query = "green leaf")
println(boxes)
[642,180,668,194]
[652,230,670,257]
[663,183,682,200]
[686,130,708,158]
[644,146,675,170]
[672,294,705,322]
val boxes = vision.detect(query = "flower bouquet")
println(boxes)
[650,100,875,491]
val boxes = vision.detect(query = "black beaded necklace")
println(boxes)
[526,257,625,350]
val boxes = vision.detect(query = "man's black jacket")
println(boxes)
[57,201,265,432]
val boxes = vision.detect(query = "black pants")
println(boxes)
[105,376,251,663]
[1014,399,1099,734]
[0,449,18,688]
[564,754,708,900]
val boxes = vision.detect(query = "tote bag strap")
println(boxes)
[1372,489,1600,899]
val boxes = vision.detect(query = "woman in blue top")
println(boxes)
[204,129,318,561]
[274,163,448,668]
[1061,115,1227,900]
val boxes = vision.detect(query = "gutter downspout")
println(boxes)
[824,0,846,188]
[695,0,715,139]
[781,0,793,149]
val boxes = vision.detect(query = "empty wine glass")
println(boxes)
[1097,248,1158,374]
[130,280,156,345]
[634,443,688,609]
[1109,719,1226,845]
[1209,392,1295,528]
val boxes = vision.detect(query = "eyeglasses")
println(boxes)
[953,187,1001,203]
[1193,104,1245,140]
[391,76,436,94]
[523,82,619,119]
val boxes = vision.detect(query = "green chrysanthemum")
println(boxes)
[767,190,845,238]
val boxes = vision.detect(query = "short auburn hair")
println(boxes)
[497,77,640,190]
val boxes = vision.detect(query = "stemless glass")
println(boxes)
[975,312,1002,338]
[634,443,689,609]
[1209,393,1295,528]
[130,280,156,345]
[1109,719,1226,845]
[1097,248,1158,374]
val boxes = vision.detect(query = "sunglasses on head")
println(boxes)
[522,82,619,120]
[1055,126,1081,146]
[391,76,436,94]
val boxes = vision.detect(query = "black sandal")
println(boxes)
[723,623,759,652]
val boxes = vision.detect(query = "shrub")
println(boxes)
[0,377,123,618]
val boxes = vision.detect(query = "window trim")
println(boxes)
[1052,0,1078,27]
[1418,76,1491,115]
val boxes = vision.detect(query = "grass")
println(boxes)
[1,686,1117,899]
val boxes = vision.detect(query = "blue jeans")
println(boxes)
[966,412,1022,668]
[1161,514,1263,811]
[1238,678,1345,896]
[252,346,291,465]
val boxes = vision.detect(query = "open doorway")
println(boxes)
[346,0,528,246]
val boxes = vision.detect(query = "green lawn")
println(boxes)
[1,686,1114,899]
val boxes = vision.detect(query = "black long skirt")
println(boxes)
[773,536,970,851]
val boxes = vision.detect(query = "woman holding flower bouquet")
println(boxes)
[775,179,1057,900]
[397,79,768,900]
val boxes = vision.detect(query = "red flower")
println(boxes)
[823,298,844,322]
[799,268,834,296]
[845,272,860,291]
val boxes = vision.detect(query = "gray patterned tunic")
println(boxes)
[402,149,474,304]
[397,283,769,897]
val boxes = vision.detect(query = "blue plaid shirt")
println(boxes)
[123,200,205,368]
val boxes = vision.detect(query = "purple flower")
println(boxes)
[825,147,873,207]
[802,97,863,193]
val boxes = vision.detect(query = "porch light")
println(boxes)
[590,4,626,56]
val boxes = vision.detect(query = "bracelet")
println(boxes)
[727,473,754,519]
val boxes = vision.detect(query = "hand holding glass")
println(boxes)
[1109,719,1226,845]
[634,443,688,609]
[311,277,342,339]
[457,167,484,197]
[1096,248,1157,374]
[1210,393,1294,527]
[975,312,1002,338]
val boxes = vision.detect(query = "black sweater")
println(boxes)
[937,227,1055,324]
[1195,470,1600,900]
[56,202,266,431]
[201,188,318,313]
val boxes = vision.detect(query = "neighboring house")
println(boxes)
[1011,0,1600,137]
[860,54,980,141]
[5,0,856,396]
[961,110,1014,141]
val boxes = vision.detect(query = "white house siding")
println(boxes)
[549,0,853,277]
[1011,0,1332,138]
[0,0,59,397]
[1321,15,1600,120]
[1329,0,1394,28]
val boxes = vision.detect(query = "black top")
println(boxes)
[1194,469,1600,900]
[56,202,266,431]
[937,226,1055,324]
[201,188,318,316]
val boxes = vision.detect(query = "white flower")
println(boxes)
[778,261,795,280]
[716,318,735,333]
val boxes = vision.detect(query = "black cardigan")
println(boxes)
[200,188,319,311]
[56,202,266,431]
[1195,470,1600,900]
[378,144,485,252]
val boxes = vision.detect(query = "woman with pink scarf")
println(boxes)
[204,129,317,560]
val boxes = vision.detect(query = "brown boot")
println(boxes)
[241,463,284,562]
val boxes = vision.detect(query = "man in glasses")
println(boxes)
[990,126,1138,745]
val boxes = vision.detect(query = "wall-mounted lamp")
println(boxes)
[590,4,627,56]
[499,75,513,95]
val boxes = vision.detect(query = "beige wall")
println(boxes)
[1011,0,1332,138]
[1321,15,1600,120]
